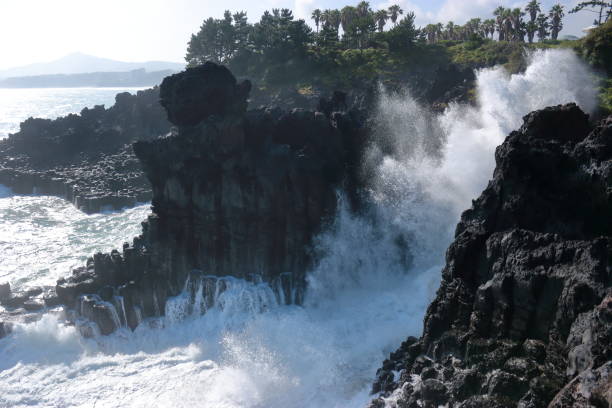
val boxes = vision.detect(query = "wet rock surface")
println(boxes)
[370,105,612,407]
[0,283,60,338]
[0,87,171,213]
[54,63,367,335]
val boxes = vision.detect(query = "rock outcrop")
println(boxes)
[54,62,367,335]
[371,105,612,408]
[0,88,170,212]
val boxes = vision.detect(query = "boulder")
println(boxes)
[160,62,251,126]
[0,282,10,301]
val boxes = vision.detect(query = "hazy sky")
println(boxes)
[0,0,595,69]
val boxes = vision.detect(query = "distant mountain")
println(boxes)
[0,52,184,79]
[0,69,175,88]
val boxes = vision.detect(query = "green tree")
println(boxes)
[251,9,313,60]
[510,8,525,42]
[388,5,403,26]
[384,12,418,51]
[446,21,456,40]
[526,20,538,43]
[329,9,342,31]
[549,4,565,40]
[356,1,371,17]
[374,9,389,32]
[311,9,322,32]
[340,5,358,47]
[186,17,225,65]
[502,8,514,41]
[536,13,549,41]
[493,6,507,41]
[465,18,482,38]
[525,0,541,22]
[318,9,341,45]
[483,19,496,38]
[424,24,437,43]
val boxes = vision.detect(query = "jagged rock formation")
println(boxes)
[53,62,366,336]
[0,88,170,213]
[370,104,612,408]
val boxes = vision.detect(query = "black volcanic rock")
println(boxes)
[55,63,367,334]
[0,87,171,212]
[371,105,612,407]
[160,62,251,126]
[0,282,10,301]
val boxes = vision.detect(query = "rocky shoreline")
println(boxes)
[370,105,612,407]
[0,87,170,213]
[1,62,367,337]
[0,57,473,215]
[0,61,609,407]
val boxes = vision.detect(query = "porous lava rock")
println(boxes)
[370,105,612,407]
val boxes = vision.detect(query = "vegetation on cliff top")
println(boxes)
[184,1,611,111]
[184,2,571,86]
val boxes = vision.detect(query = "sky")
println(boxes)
[0,0,596,70]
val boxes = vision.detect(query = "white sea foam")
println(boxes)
[0,49,597,407]
[0,193,150,289]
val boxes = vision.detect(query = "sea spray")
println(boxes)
[0,195,150,289]
[0,49,598,408]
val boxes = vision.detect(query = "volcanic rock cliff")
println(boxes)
[371,104,612,408]
[49,62,366,335]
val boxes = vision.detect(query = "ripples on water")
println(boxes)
[0,87,146,139]
[0,186,151,289]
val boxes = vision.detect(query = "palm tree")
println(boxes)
[329,9,342,31]
[536,13,549,41]
[525,0,541,22]
[311,9,322,32]
[549,4,565,40]
[435,22,444,41]
[463,18,479,38]
[483,19,496,38]
[424,24,437,43]
[493,6,507,41]
[374,9,389,32]
[388,5,403,26]
[526,20,538,43]
[340,6,357,33]
[356,1,371,17]
[320,9,331,28]
[446,21,456,40]
[502,8,514,41]
[510,8,525,41]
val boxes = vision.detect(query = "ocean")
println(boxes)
[0,51,598,407]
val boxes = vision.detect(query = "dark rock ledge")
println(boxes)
[13,62,367,337]
[370,105,612,408]
[0,88,171,213]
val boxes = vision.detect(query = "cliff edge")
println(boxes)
[371,104,612,407]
